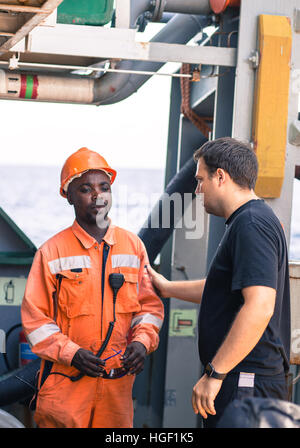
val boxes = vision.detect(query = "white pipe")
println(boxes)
[0,69,93,103]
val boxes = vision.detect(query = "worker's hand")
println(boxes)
[146,264,170,298]
[192,374,223,419]
[71,348,106,377]
[121,341,147,375]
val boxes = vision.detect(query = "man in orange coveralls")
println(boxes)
[21,147,164,428]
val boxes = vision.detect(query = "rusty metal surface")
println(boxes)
[291,354,300,366]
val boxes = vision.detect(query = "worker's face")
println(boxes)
[195,158,224,216]
[67,170,112,228]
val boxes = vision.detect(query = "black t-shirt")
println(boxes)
[198,199,290,375]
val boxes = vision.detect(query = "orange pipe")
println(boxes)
[209,0,240,14]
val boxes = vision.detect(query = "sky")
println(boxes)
[0,24,174,170]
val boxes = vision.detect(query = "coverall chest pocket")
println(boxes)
[58,270,94,318]
[115,269,141,313]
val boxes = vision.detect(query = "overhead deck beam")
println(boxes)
[11,25,237,67]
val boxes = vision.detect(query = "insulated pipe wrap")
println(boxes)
[34,75,94,103]
[0,70,94,103]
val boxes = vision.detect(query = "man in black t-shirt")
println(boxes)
[147,137,290,428]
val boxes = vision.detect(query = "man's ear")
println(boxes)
[216,168,226,185]
[66,190,73,205]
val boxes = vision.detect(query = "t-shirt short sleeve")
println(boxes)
[230,222,278,292]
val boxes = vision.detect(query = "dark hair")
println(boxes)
[194,137,258,190]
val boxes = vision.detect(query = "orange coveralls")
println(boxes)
[21,220,164,428]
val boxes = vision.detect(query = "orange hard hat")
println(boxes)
[60,147,117,197]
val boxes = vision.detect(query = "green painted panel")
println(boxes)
[57,0,114,26]
[0,251,36,265]
[169,309,198,337]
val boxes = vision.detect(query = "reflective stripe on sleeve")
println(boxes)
[131,313,163,330]
[27,323,61,347]
[48,255,91,274]
[111,254,140,269]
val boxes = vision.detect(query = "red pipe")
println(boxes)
[209,0,240,14]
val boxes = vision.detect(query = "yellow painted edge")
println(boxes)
[253,15,292,198]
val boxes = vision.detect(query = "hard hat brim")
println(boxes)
[60,167,117,197]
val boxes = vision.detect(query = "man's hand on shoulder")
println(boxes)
[146,264,170,297]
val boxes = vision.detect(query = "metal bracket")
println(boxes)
[289,120,300,146]
[8,53,19,70]
[248,50,260,69]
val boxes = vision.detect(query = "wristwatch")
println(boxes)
[204,362,227,380]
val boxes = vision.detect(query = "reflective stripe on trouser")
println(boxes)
[34,371,135,428]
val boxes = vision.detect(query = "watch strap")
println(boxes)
[205,362,227,380]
